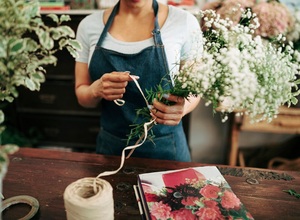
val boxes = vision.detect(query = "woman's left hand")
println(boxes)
[150,94,185,126]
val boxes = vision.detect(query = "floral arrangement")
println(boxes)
[143,178,254,219]
[127,5,300,144]
[202,0,295,40]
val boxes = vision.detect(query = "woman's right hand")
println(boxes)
[75,62,137,108]
[91,71,132,101]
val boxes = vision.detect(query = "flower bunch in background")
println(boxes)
[287,7,300,51]
[143,178,254,219]
[202,0,295,40]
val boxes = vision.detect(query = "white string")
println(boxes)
[64,177,114,220]
[114,75,150,107]
[64,74,153,219]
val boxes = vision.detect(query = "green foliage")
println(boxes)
[0,0,81,132]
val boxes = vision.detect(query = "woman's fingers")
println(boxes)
[150,95,185,125]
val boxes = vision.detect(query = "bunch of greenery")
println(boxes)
[0,0,81,169]
[0,0,81,134]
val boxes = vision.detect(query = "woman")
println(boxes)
[75,0,203,162]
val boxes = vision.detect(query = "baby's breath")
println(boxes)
[127,7,300,144]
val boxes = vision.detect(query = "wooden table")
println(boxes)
[2,148,300,220]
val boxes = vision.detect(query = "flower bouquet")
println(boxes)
[127,3,300,143]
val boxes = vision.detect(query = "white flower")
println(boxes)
[173,8,300,123]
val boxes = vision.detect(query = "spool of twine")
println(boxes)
[63,177,114,220]
[63,76,154,219]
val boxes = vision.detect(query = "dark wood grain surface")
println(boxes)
[2,148,300,220]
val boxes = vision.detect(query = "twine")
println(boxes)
[64,74,155,219]
[64,177,114,220]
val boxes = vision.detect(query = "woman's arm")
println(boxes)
[75,62,134,108]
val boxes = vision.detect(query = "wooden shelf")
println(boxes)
[228,106,300,166]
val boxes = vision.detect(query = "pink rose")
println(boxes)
[221,190,241,209]
[200,184,221,199]
[181,196,199,206]
[170,208,197,220]
[196,207,224,220]
[150,201,171,220]
[203,199,219,208]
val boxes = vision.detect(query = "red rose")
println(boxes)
[145,193,159,202]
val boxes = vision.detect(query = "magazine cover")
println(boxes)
[137,166,254,220]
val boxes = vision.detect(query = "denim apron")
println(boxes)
[88,0,191,162]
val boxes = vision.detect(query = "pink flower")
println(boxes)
[252,1,294,38]
[181,196,199,206]
[150,201,171,220]
[216,0,257,25]
[196,207,224,220]
[221,190,241,209]
[200,184,221,199]
[170,208,197,220]
[203,199,219,208]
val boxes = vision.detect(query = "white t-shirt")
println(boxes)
[76,5,203,76]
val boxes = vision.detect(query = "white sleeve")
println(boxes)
[181,13,203,61]
[75,18,90,63]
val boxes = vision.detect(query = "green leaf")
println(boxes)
[68,39,82,50]
[60,15,71,23]
[283,189,300,199]
[23,0,40,18]
[290,97,298,105]
[25,77,36,91]
[9,39,26,55]
[23,38,38,52]
[0,40,6,57]
[66,45,79,58]
[0,110,4,124]
[37,30,54,50]
[47,14,59,24]
[38,55,57,66]
[56,25,75,38]
[58,38,68,49]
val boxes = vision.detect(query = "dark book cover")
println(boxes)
[136,166,254,220]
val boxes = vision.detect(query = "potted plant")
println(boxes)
[0,0,81,131]
[0,0,81,214]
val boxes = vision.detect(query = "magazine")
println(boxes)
[135,166,254,220]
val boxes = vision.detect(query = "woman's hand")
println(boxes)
[91,71,133,101]
[150,94,185,126]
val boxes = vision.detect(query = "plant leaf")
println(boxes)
[9,39,26,55]
[25,77,36,91]
[47,14,59,24]
[60,14,71,23]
